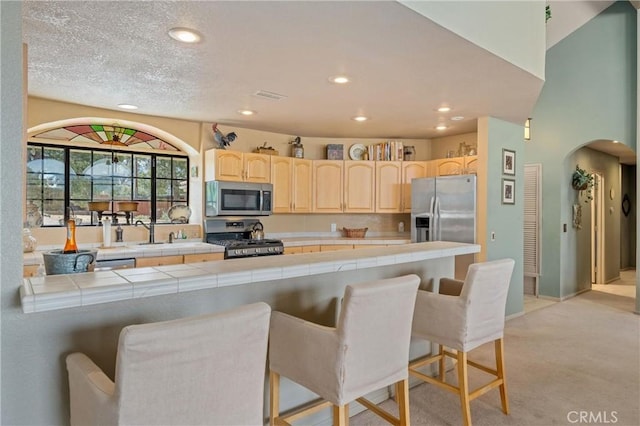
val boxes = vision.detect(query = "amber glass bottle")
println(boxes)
[62,218,79,253]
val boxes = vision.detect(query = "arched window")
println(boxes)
[26,123,189,227]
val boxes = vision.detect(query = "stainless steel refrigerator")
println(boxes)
[411,174,476,243]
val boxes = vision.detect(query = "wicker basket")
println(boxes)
[342,227,368,238]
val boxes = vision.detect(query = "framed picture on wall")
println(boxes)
[502,179,515,204]
[502,149,516,175]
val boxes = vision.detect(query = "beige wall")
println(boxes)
[211,123,432,161]
[26,97,439,241]
[429,131,478,159]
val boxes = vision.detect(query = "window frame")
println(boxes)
[26,142,189,227]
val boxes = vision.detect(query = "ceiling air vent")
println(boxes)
[253,90,287,101]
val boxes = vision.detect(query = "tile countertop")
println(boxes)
[23,241,224,266]
[20,241,479,314]
[23,236,411,266]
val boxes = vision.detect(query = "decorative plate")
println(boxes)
[168,204,192,223]
[349,144,366,160]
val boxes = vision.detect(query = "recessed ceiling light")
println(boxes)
[168,27,202,43]
[451,116,464,121]
[117,104,138,110]
[352,116,368,122]
[329,75,351,84]
[435,124,448,131]
[238,109,256,116]
[612,140,620,143]
[437,106,451,113]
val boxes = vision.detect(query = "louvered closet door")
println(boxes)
[523,164,541,295]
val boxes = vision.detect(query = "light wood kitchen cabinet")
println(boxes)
[292,159,313,212]
[313,160,344,213]
[135,255,184,268]
[320,245,354,251]
[271,156,293,213]
[273,158,313,213]
[205,149,271,183]
[402,161,429,212]
[23,265,40,277]
[344,161,375,212]
[375,161,402,213]
[433,157,465,176]
[464,155,478,174]
[354,244,387,249]
[285,245,321,254]
[183,253,224,263]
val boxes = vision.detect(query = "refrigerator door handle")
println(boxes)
[429,196,436,241]
[434,196,441,241]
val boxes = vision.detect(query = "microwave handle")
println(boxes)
[259,190,264,213]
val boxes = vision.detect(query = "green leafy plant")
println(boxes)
[546,5,552,23]
[571,165,594,202]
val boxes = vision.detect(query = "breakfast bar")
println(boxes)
[17,241,479,424]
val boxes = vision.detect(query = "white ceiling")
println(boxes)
[22,1,635,163]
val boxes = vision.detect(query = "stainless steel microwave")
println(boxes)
[205,181,272,216]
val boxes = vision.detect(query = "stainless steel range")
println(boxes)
[203,218,284,259]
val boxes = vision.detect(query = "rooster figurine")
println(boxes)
[212,123,237,149]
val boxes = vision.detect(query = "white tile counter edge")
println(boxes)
[23,236,411,265]
[20,241,479,314]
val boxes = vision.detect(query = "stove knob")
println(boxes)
[242,249,247,254]
[268,247,273,252]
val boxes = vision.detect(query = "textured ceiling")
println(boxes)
[22,0,634,165]
[23,1,543,140]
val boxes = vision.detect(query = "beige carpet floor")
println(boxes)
[351,275,639,426]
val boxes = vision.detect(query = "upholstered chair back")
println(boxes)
[335,274,420,403]
[113,302,271,425]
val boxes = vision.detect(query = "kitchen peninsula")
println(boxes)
[21,241,477,313]
[18,239,478,424]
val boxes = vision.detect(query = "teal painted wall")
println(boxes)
[480,117,524,316]
[525,1,637,299]
[564,148,621,295]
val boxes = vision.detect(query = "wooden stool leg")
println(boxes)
[269,371,280,426]
[457,351,472,426]
[333,404,348,426]
[495,338,510,414]
[396,379,411,426]
[438,344,446,381]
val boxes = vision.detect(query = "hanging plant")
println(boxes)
[571,165,594,202]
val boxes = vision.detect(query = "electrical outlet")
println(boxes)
[491,232,496,241]
[331,223,337,232]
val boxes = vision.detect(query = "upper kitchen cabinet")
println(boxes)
[344,161,375,213]
[272,157,312,213]
[401,161,429,213]
[271,156,292,212]
[292,159,313,212]
[432,157,464,176]
[376,160,430,213]
[205,149,270,183]
[464,155,478,174]
[313,160,343,213]
[375,161,402,213]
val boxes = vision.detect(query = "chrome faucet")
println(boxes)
[135,220,155,244]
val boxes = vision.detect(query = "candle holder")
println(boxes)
[88,201,111,225]
[117,202,139,225]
